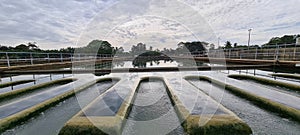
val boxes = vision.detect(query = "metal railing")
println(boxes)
[0,52,113,67]
[208,44,300,61]
[1,44,299,67]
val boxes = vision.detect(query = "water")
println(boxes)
[1,60,300,134]
[199,71,300,110]
[0,81,75,118]
[187,79,300,135]
[82,89,127,116]
[0,83,69,106]
[0,74,71,93]
[81,78,132,117]
[2,79,118,135]
[237,79,300,98]
[165,75,227,115]
[229,69,300,85]
[122,79,185,135]
[93,59,207,69]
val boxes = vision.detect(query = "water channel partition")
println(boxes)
[164,76,252,135]
[0,77,117,133]
[59,77,139,135]
[0,78,75,102]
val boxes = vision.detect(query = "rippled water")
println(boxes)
[187,79,300,135]
[122,79,185,135]
[2,80,117,135]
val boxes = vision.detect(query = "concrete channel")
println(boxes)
[185,77,300,134]
[164,76,252,135]
[0,74,71,93]
[59,74,253,135]
[271,73,300,80]
[0,78,74,103]
[228,74,300,92]
[59,76,139,135]
[2,78,119,135]
[0,69,299,134]
[122,77,185,135]
[0,80,35,89]
[186,75,300,122]
[0,74,117,133]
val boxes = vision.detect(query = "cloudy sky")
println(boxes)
[0,0,299,50]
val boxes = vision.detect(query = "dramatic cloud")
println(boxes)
[0,0,299,50]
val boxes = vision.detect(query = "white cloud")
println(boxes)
[0,0,299,50]
[180,0,300,45]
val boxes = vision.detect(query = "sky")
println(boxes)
[0,0,300,51]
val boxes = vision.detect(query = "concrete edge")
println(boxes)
[270,73,300,80]
[59,77,138,135]
[228,74,300,92]
[164,76,252,135]
[0,77,117,133]
[186,76,300,123]
[0,78,76,102]
[0,79,35,89]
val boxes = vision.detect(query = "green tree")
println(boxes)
[233,43,238,48]
[177,41,206,53]
[81,40,114,54]
[15,44,29,51]
[225,41,232,48]
[265,34,300,45]
[130,43,147,54]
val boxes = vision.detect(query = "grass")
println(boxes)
[0,77,118,133]
[0,79,35,89]
[185,76,300,123]
[228,74,300,92]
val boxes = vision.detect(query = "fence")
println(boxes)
[0,52,113,67]
[1,44,300,67]
[208,44,300,61]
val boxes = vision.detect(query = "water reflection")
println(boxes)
[132,59,174,68]
[93,59,208,69]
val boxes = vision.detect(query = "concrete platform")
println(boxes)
[164,76,252,134]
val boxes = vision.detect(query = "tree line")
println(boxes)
[0,40,208,56]
[222,34,300,49]
[1,34,298,54]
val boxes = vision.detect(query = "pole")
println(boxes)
[47,53,50,63]
[6,52,10,67]
[248,29,252,50]
[275,43,279,61]
[218,37,220,47]
[255,47,258,60]
[30,53,33,65]
[60,53,63,62]
[293,44,296,60]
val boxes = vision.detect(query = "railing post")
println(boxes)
[293,45,296,60]
[275,44,279,61]
[30,53,33,65]
[33,74,36,84]
[255,47,258,60]
[283,44,286,61]
[60,53,63,62]
[70,54,73,62]
[6,52,10,67]
[47,53,50,63]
